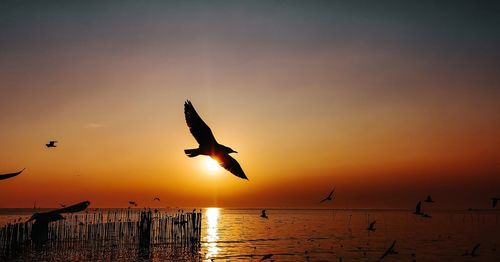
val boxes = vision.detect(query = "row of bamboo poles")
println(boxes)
[0,209,202,258]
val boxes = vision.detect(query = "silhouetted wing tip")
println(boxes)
[218,154,248,180]
[232,171,248,180]
[184,100,216,145]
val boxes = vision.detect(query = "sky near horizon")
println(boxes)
[1,1,499,209]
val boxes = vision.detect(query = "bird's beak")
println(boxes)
[233,150,238,153]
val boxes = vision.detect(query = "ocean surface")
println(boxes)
[1,208,500,261]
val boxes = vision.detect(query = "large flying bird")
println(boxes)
[0,168,25,180]
[184,100,247,180]
[28,201,90,242]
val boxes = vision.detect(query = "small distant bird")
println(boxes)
[413,201,423,215]
[462,244,480,257]
[154,197,160,201]
[59,203,66,208]
[491,198,500,208]
[128,201,137,207]
[260,209,268,219]
[183,100,247,180]
[46,141,58,148]
[424,195,434,203]
[0,168,25,181]
[367,220,376,231]
[380,240,397,260]
[320,188,335,203]
[260,254,273,261]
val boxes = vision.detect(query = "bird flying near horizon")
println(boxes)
[462,244,480,257]
[46,141,58,148]
[320,188,335,203]
[154,197,160,201]
[0,168,25,181]
[183,100,247,180]
[380,240,397,260]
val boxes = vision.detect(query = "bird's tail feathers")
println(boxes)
[184,148,200,157]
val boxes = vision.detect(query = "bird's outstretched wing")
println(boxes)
[327,189,334,198]
[380,240,396,260]
[50,201,90,214]
[320,189,334,202]
[216,154,247,180]
[0,168,25,180]
[184,100,217,146]
[28,201,90,222]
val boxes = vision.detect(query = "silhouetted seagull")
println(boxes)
[380,240,397,260]
[184,100,247,180]
[463,244,480,256]
[129,201,137,206]
[46,141,57,148]
[154,197,160,201]
[0,168,25,180]
[491,198,500,208]
[413,201,423,215]
[320,188,335,203]
[27,201,90,243]
[367,220,376,231]
[260,254,273,261]
[260,209,268,219]
[424,195,434,203]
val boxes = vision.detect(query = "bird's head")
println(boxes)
[221,145,237,154]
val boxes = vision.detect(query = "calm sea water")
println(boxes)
[1,208,500,261]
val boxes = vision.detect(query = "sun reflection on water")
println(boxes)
[204,208,220,260]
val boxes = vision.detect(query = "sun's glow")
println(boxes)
[204,157,220,172]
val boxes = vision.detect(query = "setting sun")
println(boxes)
[204,157,220,172]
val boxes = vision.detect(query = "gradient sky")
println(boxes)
[1,1,499,209]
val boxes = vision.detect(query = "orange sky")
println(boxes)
[1,1,499,209]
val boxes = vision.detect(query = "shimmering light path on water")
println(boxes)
[1,208,500,261]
